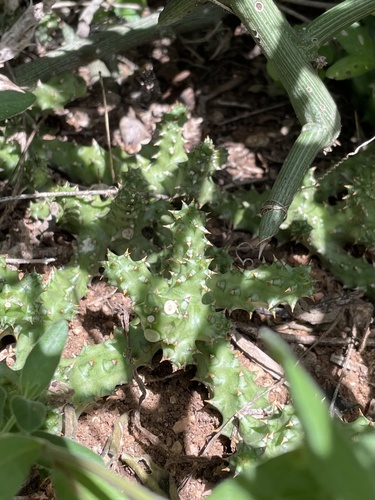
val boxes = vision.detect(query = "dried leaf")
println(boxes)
[0,1,55,65]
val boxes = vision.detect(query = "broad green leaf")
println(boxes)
[260,327,330,456]
[327,54,375,80]
[53,467,129,500]
[53,468,86,500]
[41,439,164,500]
[54,466,127,500]
[0,361,19,385]
[209,449,329,500]
[0,385,7,428]
[34,431,104,467]
[260,328,375,500]
[0,90,35,121]
[336,23,375,58]
[208,475,256,500]
[11,396,46,433]
[20,321,68,399]
[0,434,42,500]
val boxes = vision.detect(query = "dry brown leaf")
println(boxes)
[0,1,55,65]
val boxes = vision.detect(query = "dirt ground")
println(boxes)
[2,2,375,499]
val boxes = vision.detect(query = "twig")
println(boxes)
[3,257,56,265]
[234,320,375,347]
[329,325,358,417]
[119,312,170,453]
[277,4,310,22]
[219,101,289,126]
[358,322,373,353]
[198,75,246,115]
[231,329,286,382]
[179,377,284,494]
[298,307,346,361]
[0,188,118,204]
[279,0,337,8]
[77,0,104,38]
[305,134,375,190]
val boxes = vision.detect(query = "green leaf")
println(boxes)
[158,0,198,25]
[209,449,329,500]
[34,431,104,467]
[20,321,68,399]
[260,327,375,500]
[54,466,127,500]
[208,476,256,500]
[11,396,46,433]
[326,54,375,80]
[0,90,35,121]
[260,327,330,456]
[53,468,86,500]
[0,361,19,385]
[41,438,164,500]
[0,385,7,428]
[336,23,375,58]
[0,434,42,500]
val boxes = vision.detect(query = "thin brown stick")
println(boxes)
[298,307,346,361]
[219,101,289,126]
[329,325,358,417]
[233,320,375,347]
[280,0,337,8]
[231,329,286,381]
[3,257,56,265]
[0,188,118,204]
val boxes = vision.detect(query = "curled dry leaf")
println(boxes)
[0,74,25,93]
[119,110,152,154]
[0,1,55,65]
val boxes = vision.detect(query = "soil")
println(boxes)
[2,2,375,499]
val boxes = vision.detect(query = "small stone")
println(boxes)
[245,132,270,148]
[367,399,375,419]
[170,440,183,454]
[172,415,195,434]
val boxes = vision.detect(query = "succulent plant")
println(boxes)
[278,147,375,299]
[18,105,315,449]
[210,145,375,299]
[104,203,313,449]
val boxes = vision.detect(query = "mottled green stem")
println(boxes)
[221,0,341,243]
[160,0,374,242]
[297,0,375,51]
